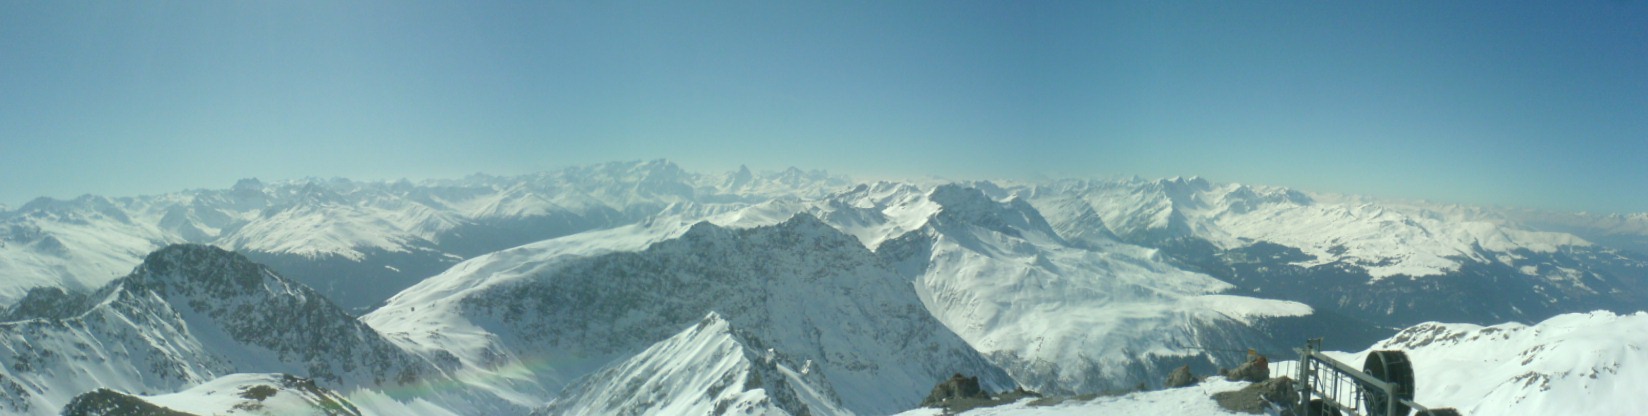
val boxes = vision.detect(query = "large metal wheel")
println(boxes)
[1362,351,1415,416]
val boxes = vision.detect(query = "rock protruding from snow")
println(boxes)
[1224,354,1269,383]
[919,373,990,409]
[1165,365,1199,388]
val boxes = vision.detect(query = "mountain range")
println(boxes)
[2,160,1645,415]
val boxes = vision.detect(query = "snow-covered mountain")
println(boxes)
[0,245,434,415]
[0,160,852,313]
[364,212,1010,415]
[799,183,1315,394]
[1015,177,1648,329]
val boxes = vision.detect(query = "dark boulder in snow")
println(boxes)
[1225,354,1270,382]
[920,373,989,408]
[1165,364,1199,388]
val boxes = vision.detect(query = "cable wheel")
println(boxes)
[1362,350,1415,416]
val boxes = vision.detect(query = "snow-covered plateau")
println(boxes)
[2,160,1645,415]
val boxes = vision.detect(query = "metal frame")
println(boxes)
[1292,338,1440,416]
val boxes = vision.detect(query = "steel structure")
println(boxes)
[1290,338,1460,416]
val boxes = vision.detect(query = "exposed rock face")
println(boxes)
[1212,376,1297,414]
[1165,364,1199,388]
[920,373,989,408]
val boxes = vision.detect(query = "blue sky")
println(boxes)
[2,2,1644,213]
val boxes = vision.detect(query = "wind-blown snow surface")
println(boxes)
[1327,310,1648,416]
[364,212,1009,415]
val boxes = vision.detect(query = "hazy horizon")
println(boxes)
[3,2,1644,213]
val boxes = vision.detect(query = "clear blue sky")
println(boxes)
[2,2,1644,213]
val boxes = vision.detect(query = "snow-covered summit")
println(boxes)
[539,312,845,415]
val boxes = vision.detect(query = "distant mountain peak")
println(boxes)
[231,178,265,192]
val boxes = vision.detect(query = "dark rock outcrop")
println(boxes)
[1212,377,1297,414]
[920,373,989,408]
[1226,354,1270,382]
[1165,364,1199,388]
